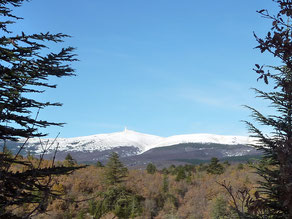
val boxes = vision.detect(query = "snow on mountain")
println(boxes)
[150,133,255,149]
[17,129,257,155]
[21,128,163,154]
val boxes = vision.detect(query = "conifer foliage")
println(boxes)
[104,152,128,185]
[207,157,224,175]
[0,1,82,218]
[146,162,157,174]
[0,0,77,141]
[244,0,292,217]
[90,152,143,218]
[64,153,77,167]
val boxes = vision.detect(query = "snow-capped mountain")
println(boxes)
[13,128,255,154]
[19,128,163,154]
[5,129,259,165]
[150,133,255,149]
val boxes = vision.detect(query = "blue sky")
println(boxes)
[12,0,279,137]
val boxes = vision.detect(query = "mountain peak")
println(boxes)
[16,130,255,155]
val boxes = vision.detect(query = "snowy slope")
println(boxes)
[20,128,163,154]
[151,133,255,149]
[16,129,256,155]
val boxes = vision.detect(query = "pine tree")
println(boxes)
[146,162,157,174]
[96,161,104,168]
[64,153,76,167]
[211,196,235,219]
[104,152,128,185]
[0,1,82,217]
[244,0,292,217]
[90,186,144,219]
[0,0,77,142]
[91,153,143,218]
[175,166,186,181]
[207,157,224,175]
[162,174,169,194]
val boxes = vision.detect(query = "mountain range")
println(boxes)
[5,128,261,167]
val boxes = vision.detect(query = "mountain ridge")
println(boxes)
[11,128,257,154]
[4,129,260,165]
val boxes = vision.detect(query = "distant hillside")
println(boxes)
[3,130,260,166]
[120,142,261,168]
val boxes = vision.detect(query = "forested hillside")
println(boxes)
[8,153,259,219]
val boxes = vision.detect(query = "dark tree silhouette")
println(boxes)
[0,1,83,218]
[242,0,292,217]
[0,0,76,142]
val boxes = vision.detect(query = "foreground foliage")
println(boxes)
[90,153,144,218]
[242,0,292,218]
[6,157,260,219]
[0,1,80,217]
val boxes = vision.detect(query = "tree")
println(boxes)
[243,0,292,217]
[223,161,231,167]
[207,157,224,175]
[146,162,157,174]
[91,153,143,218]
[175,166,186,181]
[104,152,128,185]
[0,1,82,217]
[211,195,237,219]
[162,167,169,175]
[64,153,77,167]
[0,1,77,142]
[89,186,144,219]
[162,174,169,194]
[96,161,104,168]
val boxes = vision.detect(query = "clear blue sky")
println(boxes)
[12,0,279,137]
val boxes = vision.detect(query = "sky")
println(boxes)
[10,0,280,138]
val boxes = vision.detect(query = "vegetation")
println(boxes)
[146,163,157,174]
[215,1,292,218]
[96,161,104,168]
[239,0,292,218]
[5,157,259,218]
[89,152,144,218]
[1,0,291,218]
[89,186,144,219]
[104,152,128,185]
[64,153,77,167]
[0,1,81,217]
[175,166,187,181]
[206,157,225,175]
[0,0,76,141]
